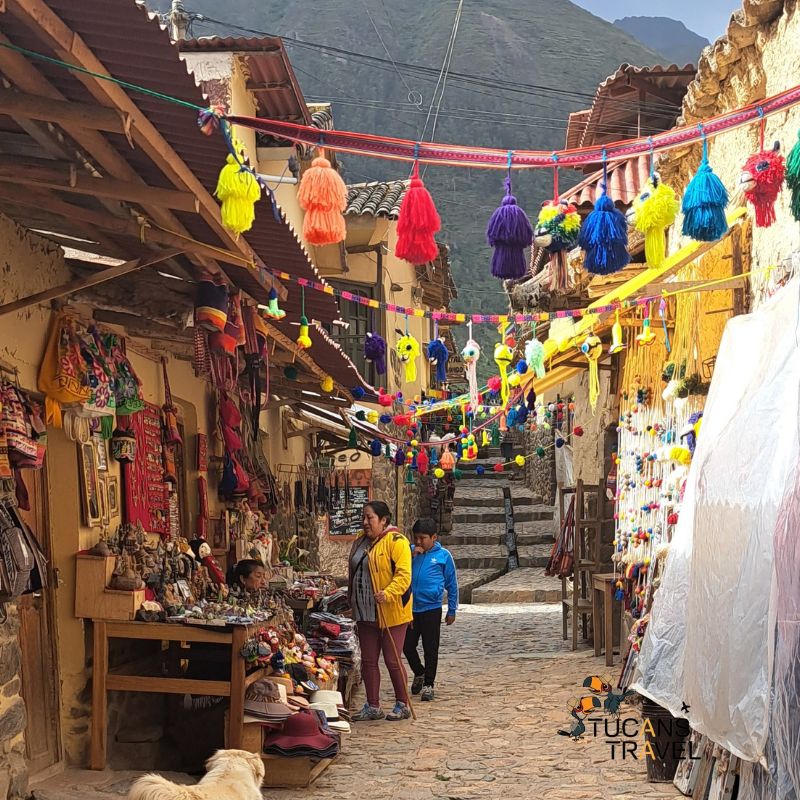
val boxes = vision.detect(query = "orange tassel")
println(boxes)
[297,156,347,245]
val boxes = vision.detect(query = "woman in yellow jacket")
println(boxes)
[348,500,413,721]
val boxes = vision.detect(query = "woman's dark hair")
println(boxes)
[412,517,437,536]
[228,559,265,586]
[363,500,392,524]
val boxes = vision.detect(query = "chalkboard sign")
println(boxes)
[329,485,370,537]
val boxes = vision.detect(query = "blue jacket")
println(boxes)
[411,541,459,616]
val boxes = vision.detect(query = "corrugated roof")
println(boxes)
[561,154,651,209]
[565,63,696,155]
[345,181,408,219]
[5,0,341,326]
[178,36,312,125]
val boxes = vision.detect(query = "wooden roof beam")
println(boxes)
[0,155,200,212]
[6,0,282,296]
[0,86,131,134]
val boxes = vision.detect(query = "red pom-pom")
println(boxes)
[395,162,441,264]
[667,513,679,525]
[573,425,584,437]
[487,375,502,393]
[392,414,411,427]
[378,388,394,407]
[493,463,504,473]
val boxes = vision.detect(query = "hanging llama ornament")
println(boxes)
[426,336,450,384]
[395,329,421,384]
[486,172,533,280]
[681,128,729,241]
[363,332,387,375]
[297,153,348,245]
[578,160,630,275]
[739,140,785,228]
[628,172,679,267]
[214,139,261,236]
[524,327,546,379]
[395,159,441,264]
[461,329,481,410]
[581,333,603,413]
[786,130,800,222]
[534,191,581,292]
[494,333,515,407]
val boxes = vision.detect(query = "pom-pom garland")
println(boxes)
[486,176,533,280]
[395,162,441,264]
[297,156,348,245]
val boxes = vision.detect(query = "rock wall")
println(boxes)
[571,371,617,488]
[0,607,27,800]
[524,427,556,504]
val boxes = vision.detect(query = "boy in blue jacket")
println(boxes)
[403,517,459,702]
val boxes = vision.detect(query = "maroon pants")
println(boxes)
[357,621,409,707]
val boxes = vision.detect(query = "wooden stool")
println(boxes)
[592,573,619,666]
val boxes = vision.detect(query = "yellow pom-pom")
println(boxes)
[515,454,525,467]
[367,410,379,424]
[631,178,680,267]
[215,152,261,236]
[320,375,334,393]
[434,467,445,479]
[508,372,521,388]
[296,316,312,350]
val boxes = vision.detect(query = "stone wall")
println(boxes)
[0,607,27,800]
[571,371,616,488]
[524,427,555,505]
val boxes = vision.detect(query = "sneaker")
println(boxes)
[351,703,385,721]
[411,675,424,695]
[386,702,412,721]
[421,686,434,702]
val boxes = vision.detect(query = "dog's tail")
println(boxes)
[127,774,194,800]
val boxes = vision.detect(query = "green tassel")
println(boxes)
[453,468,463,480]
[786,130,800,222]
[491,425,500,447]
[348,428,357,448]
[384,443,391,459]
[404,467,415,485]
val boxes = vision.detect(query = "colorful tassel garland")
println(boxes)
[296,316,312,349]
[426,338,450,383]
[364,332,387,374]
[630,177,679,266]
[786,130,800,222]
[739,142,785,228]
[681,146,729,241]
[579,190,630,275]
[297,156,347,245]
[215,153,261,236]
[263,287,286,320]
[395,162,441,264]
[486,177,533,280]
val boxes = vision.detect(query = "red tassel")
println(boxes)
[297,156,348,245]
[395,162,441,264]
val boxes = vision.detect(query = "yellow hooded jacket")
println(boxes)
[350,526,413,628]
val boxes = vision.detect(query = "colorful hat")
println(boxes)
[195,279,228,333]
[262,709,337,752]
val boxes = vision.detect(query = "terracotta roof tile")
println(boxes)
[561,154,651,210]
[345,181,408,219]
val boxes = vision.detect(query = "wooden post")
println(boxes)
[90,620,109,770]
[228,626,246,750]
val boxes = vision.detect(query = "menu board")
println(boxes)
[329,486,370,537]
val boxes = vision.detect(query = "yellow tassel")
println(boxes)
[320,375,334,393]
[581,334,603,414]
[631,179,679,267]
[296,316,312,350]
[215,153,261,235]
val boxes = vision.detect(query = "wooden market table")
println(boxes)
[591,573,621,667]
[90,620,266,770]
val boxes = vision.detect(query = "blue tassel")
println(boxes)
[578,191,630,275]
[370,438,382,457]
[681,153,729,241]
[614,587,625,602]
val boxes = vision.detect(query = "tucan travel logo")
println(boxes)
[557,676,697,763]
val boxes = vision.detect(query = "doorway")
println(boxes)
[16,465,61,775]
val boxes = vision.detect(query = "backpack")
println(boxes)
[0,500,46,605]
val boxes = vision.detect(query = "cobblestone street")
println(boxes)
[35,604,681,800]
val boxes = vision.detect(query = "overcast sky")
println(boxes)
[574,0,740,40]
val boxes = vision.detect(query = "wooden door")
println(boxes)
[16,466,61,775]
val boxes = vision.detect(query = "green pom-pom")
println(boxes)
[786,130,800,222]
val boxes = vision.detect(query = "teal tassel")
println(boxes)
[681,139,729,241]
[786,130,800,222]
[348,428,357,448]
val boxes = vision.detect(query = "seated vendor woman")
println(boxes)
[228,559,268,594]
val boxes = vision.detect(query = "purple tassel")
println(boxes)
[487,177,533,280]
[526,389,536,411]
[394,448,406,466]
[364,332,387,374]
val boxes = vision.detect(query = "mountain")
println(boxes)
[149,0,665,369]
[614,16,708,66]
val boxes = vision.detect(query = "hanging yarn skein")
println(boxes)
[486,173,533,280]
[579,160,630,275]
[461,332,481,410]
[786,129,800,222]
[681,130,729,241]
[214,141,261,236]
[297,155,348,245]
[395,160,441,264]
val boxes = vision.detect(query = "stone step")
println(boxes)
[518,543,553,569]
[452,508,554,524]
[456,567,506,603]
[452,494,542,508]
[470,568,563,604]
[444,531,554,546]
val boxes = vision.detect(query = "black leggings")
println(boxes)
[403,609,442,687]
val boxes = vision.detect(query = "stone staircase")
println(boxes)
[440,452,562,604]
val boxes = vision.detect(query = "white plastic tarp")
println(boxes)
[633,278,800,770]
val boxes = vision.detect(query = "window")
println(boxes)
[328,282,383,388]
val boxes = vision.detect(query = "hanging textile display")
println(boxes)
[395,161,441,265]
[297,156,348,245]
[486,175,533,280]
[580,334,603,413]
[609,309,626,354]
